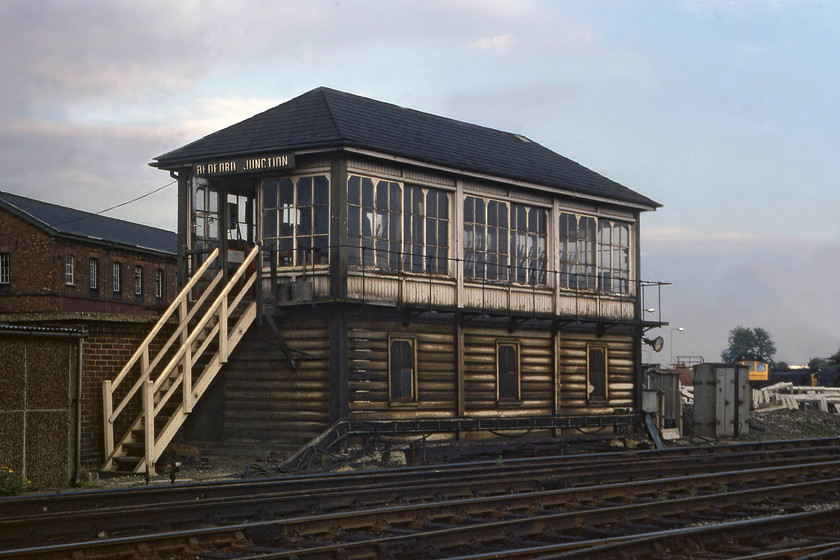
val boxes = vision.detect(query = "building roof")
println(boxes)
[0,191,177,255]
[153,87,659,210]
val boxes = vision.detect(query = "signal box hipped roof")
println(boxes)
[153,87,659,209]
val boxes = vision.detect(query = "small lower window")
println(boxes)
[497,342,520,402]
[587,344,608,401]
[113,262,122,293]
[155,269,164,299]
[89,258,98,290]
[389,337,416,403]
[0,253,10,285]
[135,266,143,298]
[65,255,74,285]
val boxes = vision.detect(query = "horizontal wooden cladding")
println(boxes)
[463,327,554,415]
[349,321,457,419]
[557,331,635,414]
[222,322,330,442]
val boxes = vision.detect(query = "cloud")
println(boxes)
[471,34,516,54]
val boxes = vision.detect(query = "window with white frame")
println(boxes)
[598,220,630,294]
[559,212,631,294]
[0,253,9,285]
[113,262,121,293]
[262,174,329,266]
[402,185,449,274]
[463,196,547,285]
[348,175,401,269]
[65,255,74,285]
[134,266,143,297]
[558,213,596,290]
[89,258,98,290]
[348,176,451,274]
[155,269,164,299]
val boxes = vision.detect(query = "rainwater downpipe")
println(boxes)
[75,336,83,486]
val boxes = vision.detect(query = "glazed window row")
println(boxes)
[259,173,633,294]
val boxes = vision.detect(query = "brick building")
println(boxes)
[0,191,177,315]
[0,192,179,477]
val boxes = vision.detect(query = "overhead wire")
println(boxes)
[54,179,177,227]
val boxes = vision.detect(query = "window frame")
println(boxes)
[65,255,74,286]
[134,265,143,298]
[113,262,122,294]
[387,335,418,405]
[586,343,609,402]
[155,269,164,300]
[463,195,548,286]
[0,252,10,285]
[261,174,330,268]
[89,258,98,291]
[560,212,632,295]
[496,340,521,403]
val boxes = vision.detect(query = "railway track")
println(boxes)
[3,437,840,559]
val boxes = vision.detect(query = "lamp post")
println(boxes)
[671,327,684,367]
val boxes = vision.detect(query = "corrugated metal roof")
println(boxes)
[0,191,177,255]
[153,87,659,210]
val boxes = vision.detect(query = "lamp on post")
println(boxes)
[670,327,684,367]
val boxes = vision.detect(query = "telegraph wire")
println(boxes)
[54,180,177,227]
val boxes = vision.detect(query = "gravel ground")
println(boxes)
[89,407,840,490]
[682,404,840,441]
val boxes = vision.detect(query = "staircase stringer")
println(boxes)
[102,245,260,475]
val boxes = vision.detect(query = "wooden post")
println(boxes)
[143,379,155,478]
[102,380,114,458]
[219,297,229,363]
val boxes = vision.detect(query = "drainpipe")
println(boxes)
[74,336,84,486]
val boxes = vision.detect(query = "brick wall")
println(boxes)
[0,208,177,316]
[0,315,174,473]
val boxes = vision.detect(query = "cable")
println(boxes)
[54,180,176,227]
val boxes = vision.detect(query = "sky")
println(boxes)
[1,0,837,365]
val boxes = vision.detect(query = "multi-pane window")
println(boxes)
[558,213,597,291]
[598,221,630,294]
[559,213,631,294]
[348,176,451,274]
[155,269,164,300]
[134,266,143,297]
[0,253,9,285]
[497,342,520,402]
[403,185,449,274]
[113,262,121,293]
[89,258,98,290]
[348,176,401,269]
[65,255,74,285]
[587,344,608,401]
[463,196,547,285]
[389,337,416,403]
[193,180,219,253]
[262,175,329,266]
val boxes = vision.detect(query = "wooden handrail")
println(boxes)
[109,247,220,393]
[103,245,260,472]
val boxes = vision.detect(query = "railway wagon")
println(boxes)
[101,88,666,474]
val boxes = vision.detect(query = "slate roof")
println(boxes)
[153,87,659,209]
[0,191,177,255]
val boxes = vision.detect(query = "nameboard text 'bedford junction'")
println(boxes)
[194,153,294,176]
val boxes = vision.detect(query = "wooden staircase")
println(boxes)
[101,245,260,475]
